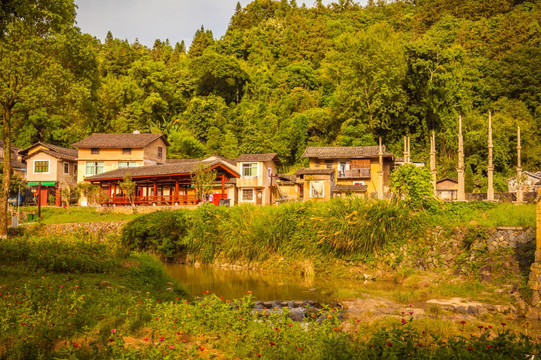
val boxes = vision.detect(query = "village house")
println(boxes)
[72,132,170,184]
[436,178,458,201]
[297,146,395,201]
[19,142,78,206]
[507,171,541,194]
[235,153,282,206]
[0,140,26,178]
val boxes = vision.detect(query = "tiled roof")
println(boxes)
[20,142,77,161]
[236,153,282,165]
[72,133,170,148]
[165,158,201,164]
[302,146,394,159]
[332,184,368,192]
[294,168,334,176]
[85,159,239,181]
[0,157,26,170]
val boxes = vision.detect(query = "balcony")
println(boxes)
[337,168,371,179]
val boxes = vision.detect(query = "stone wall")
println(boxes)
[465,192,537,203]
[486,227,535,251]
[39,221,127,236]
[95,205,197,215]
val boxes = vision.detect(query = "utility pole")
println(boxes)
[516,126,523,204]
[378,137,384,200]
[430,130,437,197]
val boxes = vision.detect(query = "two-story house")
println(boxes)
[235,153,282,206]
[73,132,170,184]
[299,146,395,200]
[19,142,78,205]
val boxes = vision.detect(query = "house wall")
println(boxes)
[301,174,332,202]
[77,147,146,183]
[236,160,277,206]
[26,153,59,183]
[308,157,392,197]
[142,139,168,165]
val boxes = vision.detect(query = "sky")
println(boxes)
[74,0,367,48]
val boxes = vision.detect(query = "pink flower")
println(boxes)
[401,318,407,324]
[111,329,117,333]
[486,344,493,348]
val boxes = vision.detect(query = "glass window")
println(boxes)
[122,148,131,155]
[158,147,163,158]
[241,163,258,177]
[85,161,104,176]
[91,148,100,154]
[118,161,137,169]
[34,160,49,173]
[310,181,324,198]
[64,163,69,174]
[242,188,254,201]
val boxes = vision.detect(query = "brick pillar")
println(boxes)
[527,189,541,316]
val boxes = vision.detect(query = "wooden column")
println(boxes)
[221,175,225,199]
[175,180,179,205]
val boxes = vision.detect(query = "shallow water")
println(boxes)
[163,263,348,302]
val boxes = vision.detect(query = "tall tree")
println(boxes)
[0,0,82,237]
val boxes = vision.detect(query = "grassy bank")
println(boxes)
[17,206,139,224]
[1,233,539,359]
[121,199,536,265]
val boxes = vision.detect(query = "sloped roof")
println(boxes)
[165,158,201,164]
[436,178,458,184]
[333,184,368,192]
[302,146,394,159]
[20,142,77,160]
[294,168,334,176]
[236,153,282,166]
[0,157,26,170]
[506,171,541,182]
[85,159,239,181]
[72,133,170,148]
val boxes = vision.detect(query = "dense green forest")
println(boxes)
[1,0,540,191]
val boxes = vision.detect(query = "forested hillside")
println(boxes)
[4,0,541,191]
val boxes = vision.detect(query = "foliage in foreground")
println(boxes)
[122,198,421,263]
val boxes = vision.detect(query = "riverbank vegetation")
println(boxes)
[121,199,536,264]
[1,233,540,359]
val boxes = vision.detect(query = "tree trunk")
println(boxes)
[0,106,12,238]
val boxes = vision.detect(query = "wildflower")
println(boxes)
[21,323,26,326]
[159,336,165,342]
[466,346,474,351]
[176,298,179,301]
[169,345,175,349]
[488,325,492,329]
[408,311,414,315]
[421,331,425,335]
[408,304,413,307]
[108,338,114,343]
[486,344,493,348]
[387,342,392,347]
[143,338,149,341]
[274,327,279,332]
[60,286,63,288]
[72,342,80,348]
[370,345,374,348]
[111,329,117,334]
[199,346,205,351]
[401,318,407,325]
[269,342,276,347]
[460,321,466,325]
[256,354,261,357]
[288,324,294,327]
[176,332,182,335]
[247,291,252,294]
[478,325,484,329]
[501,323,506,326]
[327,315,333,319]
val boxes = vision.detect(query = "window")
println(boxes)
[91,148,100,154]
[85,161,104,176]
[74,164,78,174]
[118,161,137,169]
[122,148,131,155]
[64,163,69,174]
[157,147,163,158]
[241,163,258,178]
[339,162,347,178]
[325,160,333,169]
[310,181,324,198]
[34,160,49,174]
[242,188,254,201]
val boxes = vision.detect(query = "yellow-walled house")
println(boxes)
[73,132,170,185]
[236,153,282,206]
[299,146,395,200]
[19,142,78,206]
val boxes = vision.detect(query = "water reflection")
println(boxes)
[164,264,339,302]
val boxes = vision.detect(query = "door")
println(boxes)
[40,188,48,206]
[256,189,263,205]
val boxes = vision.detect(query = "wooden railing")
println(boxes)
[338,168,371,179]
[101,195,200,206]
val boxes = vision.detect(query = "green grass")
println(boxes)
[18,206,140,224]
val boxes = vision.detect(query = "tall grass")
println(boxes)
[122,198,423,264]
